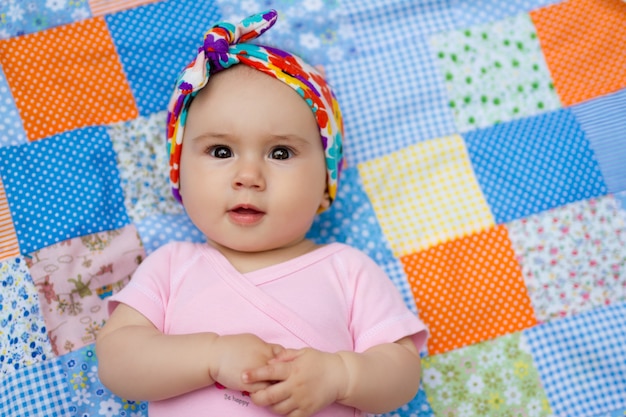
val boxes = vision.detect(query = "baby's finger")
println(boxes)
[250,382,292,408]
[242,362,290,384]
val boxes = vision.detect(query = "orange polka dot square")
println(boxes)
[0,18,138,142]
[402,225,537,355]
[530,0,626,106]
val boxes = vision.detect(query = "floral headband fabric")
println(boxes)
[166,9,344,209]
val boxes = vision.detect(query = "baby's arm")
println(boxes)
[96,303,283,401]
[243,335,421,416]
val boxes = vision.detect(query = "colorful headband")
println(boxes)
[166,9,344,210]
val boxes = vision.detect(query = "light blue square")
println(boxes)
[571,88,626,194]
[525,302,626,416]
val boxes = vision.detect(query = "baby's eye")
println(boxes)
[209,146,233,158]
[269,147,293,160]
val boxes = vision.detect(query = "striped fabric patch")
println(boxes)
[571,89,626,193]
[0,178,19,261]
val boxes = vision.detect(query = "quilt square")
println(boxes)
[530,0,626,106]
[326,37,457,165]
[108,111,182,223]
[358,134,494,257]
[571,88,626,194]
[0,178,20,261]
[217,0,357,66]
[402,225,537,354]
[105,0,221,116]
[0,17,138,142]
[61,345,148,416]
[422,333,552,417]
[0,68,27,147]
[525,302,626,416]
[507,195,626,322]
[464,109,607,224]
[25,225,145,355]
[0,256,53,377]
[0,126,130,254]
[0,357,72,417]
[430,13,561,132]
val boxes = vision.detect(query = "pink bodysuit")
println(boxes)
[109,242,427,416]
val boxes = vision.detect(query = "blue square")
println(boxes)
[0,127,130,254]
[0,358,72,417]
[105,0,221,116]
[464,108,607,224]
[525,302,626,416]
[326,37,457,164]
[571,88,626,194]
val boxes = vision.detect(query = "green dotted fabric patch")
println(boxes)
[430,13,561,132]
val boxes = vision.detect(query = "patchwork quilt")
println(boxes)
[1,0,625,416]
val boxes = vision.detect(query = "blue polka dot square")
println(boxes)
[525,302,626,416]
[0,126,130,254]
[105,0,221,116]
[307,167,396,264]
[464,109,607,224]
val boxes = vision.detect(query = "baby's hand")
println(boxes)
[242,348,348,417]
[209,333,283,393]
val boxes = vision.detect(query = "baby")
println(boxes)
[96,10,427,417]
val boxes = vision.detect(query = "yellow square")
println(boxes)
[358,135,494,256]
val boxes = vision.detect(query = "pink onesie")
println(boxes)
[109,242,427,416]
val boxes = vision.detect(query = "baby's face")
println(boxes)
[178,65,329,254]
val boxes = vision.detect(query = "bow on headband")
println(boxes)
[166,9,344,210]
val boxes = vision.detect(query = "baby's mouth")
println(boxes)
[228,205,265,225]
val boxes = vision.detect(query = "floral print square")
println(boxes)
[507,195,626,321]
[430,13,560,132]
[0,0,91,39]
[422,332,552,417]
[0,256,53,376]
[108,112,183,223]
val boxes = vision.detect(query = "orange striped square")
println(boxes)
[0,178,20,261]
[0,18,138,141]
[402,225,537,355]
[530,0,626,106]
